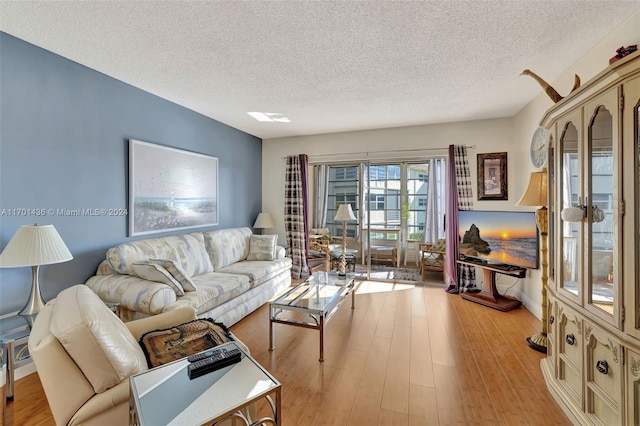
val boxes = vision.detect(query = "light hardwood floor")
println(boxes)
[3,280,570,425]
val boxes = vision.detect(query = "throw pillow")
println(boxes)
[138,318,234,368]
[433,238,446,251]
[131,262,185,296]
[246,234,278,261]
[149,258,197,291]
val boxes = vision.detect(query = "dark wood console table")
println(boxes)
[457,259,525,312]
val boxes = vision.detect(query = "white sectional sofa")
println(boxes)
[86,227,292,325]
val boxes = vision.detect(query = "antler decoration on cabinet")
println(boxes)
[521,69,581,103]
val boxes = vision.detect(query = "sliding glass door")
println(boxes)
[319,160,444,283]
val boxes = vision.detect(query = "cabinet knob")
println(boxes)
[549,316,555,325]
[596,360,609,375]
[565,334,575,346]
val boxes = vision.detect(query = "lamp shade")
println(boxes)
[0,224,73,267]
[517,168,548,207]
[334,204,356,221]
[253,212,275,229]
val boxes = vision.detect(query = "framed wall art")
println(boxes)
[129,139,218,236]
[477,152,508,200]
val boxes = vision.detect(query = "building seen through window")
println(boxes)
[325,163,431,242]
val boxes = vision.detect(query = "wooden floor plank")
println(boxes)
[5,281,571,426]
[378,408,409,426]
[408,384,439,426]
[380,325,411,414]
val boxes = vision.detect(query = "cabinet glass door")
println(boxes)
[637,98,640,334]
[549,136,555,282]
[631,96,640,336]
[585,93,618,320]
[628,77,640,337]
[559,120,580,301]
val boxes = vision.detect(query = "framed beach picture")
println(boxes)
[129,139,218,236]
[477,152,508,200]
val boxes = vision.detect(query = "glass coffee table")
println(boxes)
[130,341,281,425]
[269,271,356,362]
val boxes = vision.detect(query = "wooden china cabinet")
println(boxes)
[540,51,640,425]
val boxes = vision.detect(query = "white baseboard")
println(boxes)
[0,359,37,389]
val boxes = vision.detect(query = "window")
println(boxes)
[407,164,429,240]
[327,166,360,237]
[366,165,401,231]
[367,193,385,210]
[318,162,443,243]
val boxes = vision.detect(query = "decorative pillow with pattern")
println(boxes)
[131,263,184,296]
[246,234,278,261]
[149,258,197,291]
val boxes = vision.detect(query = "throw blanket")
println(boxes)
[139,318,233,368]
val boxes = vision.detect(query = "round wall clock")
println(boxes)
[530,126,549,168]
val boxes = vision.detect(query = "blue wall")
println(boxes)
[0,33,263,314]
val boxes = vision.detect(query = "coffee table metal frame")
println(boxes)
[269,272,356,362]
[129,341,281,426]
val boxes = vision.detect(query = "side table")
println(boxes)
[1,314,36,401]
[130,341,280,425]
[329,249,357,272]
[404,239,420,267]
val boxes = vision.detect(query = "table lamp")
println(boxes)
[0,224,73,316]
[334,204,356,276]
[517,168,548,353]
[253,212,275,235]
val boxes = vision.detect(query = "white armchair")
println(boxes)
[28,285,246,426]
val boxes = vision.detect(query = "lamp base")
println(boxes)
[526,332,548,354]
[18,265,47,316]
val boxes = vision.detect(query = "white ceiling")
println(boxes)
[1,1,639,139]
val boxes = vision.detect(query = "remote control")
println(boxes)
[187,348,242,380]
[187,348,223,363]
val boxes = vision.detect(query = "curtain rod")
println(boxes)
[281,145,476,161]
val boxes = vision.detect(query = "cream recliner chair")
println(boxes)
[28,284,198,425]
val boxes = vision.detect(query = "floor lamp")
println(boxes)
[517,168,548,353]
[334,204,356,276]
[0,224,73,316]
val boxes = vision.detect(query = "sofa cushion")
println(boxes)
[203,227,252,270]
[246,234,278,261]
[149,258,197,291]
[107,232,213,278]
[131,263,184,296]
[217,257,293,287]
[310,227,332,241]
[49,285,147,394]
[165,272,251,314]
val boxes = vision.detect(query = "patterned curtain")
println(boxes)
[284,154,310,278]
[313,165,329,228]
[445,145,477,293]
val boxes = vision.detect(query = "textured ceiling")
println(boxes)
[1,1,639,139]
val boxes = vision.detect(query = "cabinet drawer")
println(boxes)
[547,297,556,338]
[558,359,582,405]
[546,296,557,368]
[557,305,582,368]
[584,322,623,425]
[627,349,640,426]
